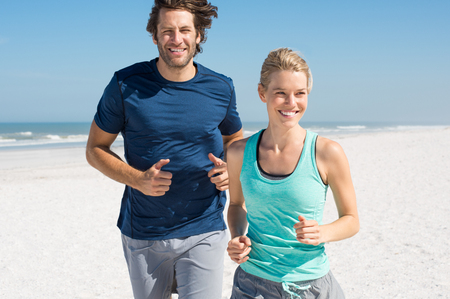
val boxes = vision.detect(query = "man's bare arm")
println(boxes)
[86,120,172,196]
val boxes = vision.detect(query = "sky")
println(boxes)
[1,0,449,124]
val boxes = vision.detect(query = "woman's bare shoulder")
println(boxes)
[228,137,250,157]
[315,135,346,162]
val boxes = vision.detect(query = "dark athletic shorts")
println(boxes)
[231,266,345,299]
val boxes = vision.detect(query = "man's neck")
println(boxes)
[156,58,197,82]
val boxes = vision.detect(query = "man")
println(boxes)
[86,1,243,298]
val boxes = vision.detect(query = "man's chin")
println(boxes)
[164,57,191,69]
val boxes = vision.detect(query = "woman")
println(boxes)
[226,48,359,299]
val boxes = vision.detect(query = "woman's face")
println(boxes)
[258,70,308,127]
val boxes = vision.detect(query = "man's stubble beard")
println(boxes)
[157,40,197,70]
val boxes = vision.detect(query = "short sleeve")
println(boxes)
[94,73,125,134]
[218,86,242,136]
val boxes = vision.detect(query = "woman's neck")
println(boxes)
[262,123,305,152]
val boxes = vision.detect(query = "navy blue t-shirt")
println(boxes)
[94,59,242,240]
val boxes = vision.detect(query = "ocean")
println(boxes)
[0,121,448,151]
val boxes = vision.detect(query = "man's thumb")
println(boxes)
[154,159,170,170]
[208,153,223,166]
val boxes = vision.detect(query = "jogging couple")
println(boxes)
[86,1,359,298]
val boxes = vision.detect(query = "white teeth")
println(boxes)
[170,49,184,52]
[280,111,297,116]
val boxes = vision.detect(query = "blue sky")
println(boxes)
[1,0,449,123]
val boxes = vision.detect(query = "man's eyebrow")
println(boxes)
[159,24,193,30]
[159,24,173,30]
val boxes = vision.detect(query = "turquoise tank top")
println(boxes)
[240,130,330,283]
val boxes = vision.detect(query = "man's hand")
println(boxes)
[294,215,322,245]
[227,236,252,264]
[208,153,229,191]
[135,159,172,196]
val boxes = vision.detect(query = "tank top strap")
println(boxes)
[291,130,318,178]
[301,130,323,185]
[243,129,263,165]
[303,130,318,162]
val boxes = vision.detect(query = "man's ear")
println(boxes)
[258,84,267,103]
[196,31,201,45]
[152,34,158,45]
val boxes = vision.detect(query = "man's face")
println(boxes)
[153,8,201,70]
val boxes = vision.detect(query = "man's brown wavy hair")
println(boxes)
[147,0,218,56]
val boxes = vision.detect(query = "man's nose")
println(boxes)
[171,30,182,44]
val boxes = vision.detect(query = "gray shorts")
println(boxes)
[231,266,345,299]
[122,230,227,299]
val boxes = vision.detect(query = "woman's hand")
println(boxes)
[227,236,252,264]
[294,215,322,246]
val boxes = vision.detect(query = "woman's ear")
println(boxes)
[258,84,267,103]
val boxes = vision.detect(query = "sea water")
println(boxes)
[0,121,448,151]
[0,122,113,151]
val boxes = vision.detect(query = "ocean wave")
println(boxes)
[336,125,367,130]
[46,134,62,140]
[0,138,16,143]
[0,134,90,148]
[19,131,33,136]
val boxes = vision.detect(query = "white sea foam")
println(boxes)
[46,134,61,140]
[19,131,33,136]
[0,134,91,148]
[0,138,16,143]
[336,125,367,130]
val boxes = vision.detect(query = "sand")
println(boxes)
[1,128,449,298]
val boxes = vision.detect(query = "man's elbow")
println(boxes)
[85,140,104,169]
[224,129,244,148]
[85,145,96,168]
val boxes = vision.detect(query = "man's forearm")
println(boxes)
[86,145,141,189]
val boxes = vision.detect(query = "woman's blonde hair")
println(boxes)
[260,48,313,94]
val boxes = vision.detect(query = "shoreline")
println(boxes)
[1,128,450,298]
[2,126,449,169]
[1,123,449,154]
[1,127,449,170]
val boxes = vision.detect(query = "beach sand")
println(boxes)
[1,128,449,298]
